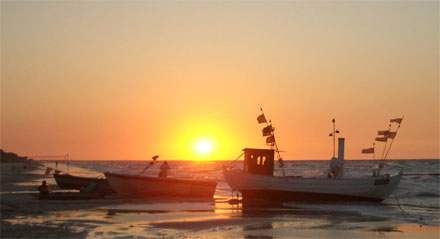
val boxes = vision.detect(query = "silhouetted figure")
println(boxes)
[44,167,53,176]
[372,162,385,177]
[327,157,343,178]
[159,161,170,178]
[38,180,50,199]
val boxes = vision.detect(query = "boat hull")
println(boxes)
[104,172,217,199]
[53,173,114,193]
[224,170,401,203]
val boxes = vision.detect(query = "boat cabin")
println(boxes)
[243,148,274,176]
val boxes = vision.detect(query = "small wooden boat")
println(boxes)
[53,173,114,193]
[104,172,217,199]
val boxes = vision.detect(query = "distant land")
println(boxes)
[0,149,34,163]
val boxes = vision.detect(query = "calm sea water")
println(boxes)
[57,159,439,226]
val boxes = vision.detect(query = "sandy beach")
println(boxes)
[2,0,439,238]
[1,161,438,239]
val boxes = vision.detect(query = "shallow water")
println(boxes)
[26,159,439,238]
[63,160,440,222]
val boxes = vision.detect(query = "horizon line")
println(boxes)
[34,158,440,161]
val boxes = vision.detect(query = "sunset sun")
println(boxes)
[2,1,438,237]
[195,139,214,156]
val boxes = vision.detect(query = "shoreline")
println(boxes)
[1,161,439,238]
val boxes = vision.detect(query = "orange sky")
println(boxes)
[1,2,439,160]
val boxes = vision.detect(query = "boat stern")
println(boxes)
[369,172,403,201]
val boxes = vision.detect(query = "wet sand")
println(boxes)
[1,162,439,238]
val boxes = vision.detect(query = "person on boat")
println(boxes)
[38,180,50,199]
[159,161,170,178]
[372,162,385,177]
[44,167,53,176]
[328,157,343,178]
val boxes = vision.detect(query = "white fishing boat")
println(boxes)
[223,111,402,203]
[224,148,402,203]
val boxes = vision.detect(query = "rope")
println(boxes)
[392,194,425,224]
[393,194,411,216]
[223,152,244,169]
[384,117,403,160]
[138,161,157,175]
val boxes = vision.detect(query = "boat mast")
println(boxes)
[380,124,392,160]
[332,119,336,158]
[258,107,285,175]
[65,153,70,173]
[260,108,282,159]
[373,142,376,160]
[383,116,404,160]
[329,119,339,158]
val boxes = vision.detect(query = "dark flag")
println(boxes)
[375,137,388,142]
[388,131,397,139]
[262,125,274,136]
[139,155,159,175]
[390,118,403,124]
[377,130,390,136]
[361,148,375,154]
[266,135,275,145]
[257,113,267,124]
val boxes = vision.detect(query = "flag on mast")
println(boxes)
[387,131,397,139]
[266,135,275,145]
[390,118,403,124]
[361,148,375,154]
[262,125,274,136]
[375,137,388,142]
[329,130,340,136]
[377,130,390,136]
[257,113,267,124]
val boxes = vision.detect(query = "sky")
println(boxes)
[1,1,439,160]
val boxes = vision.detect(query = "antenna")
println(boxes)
[329,119,340,158]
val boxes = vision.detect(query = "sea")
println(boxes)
[63,160,440,218]
[39,160,440,238]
